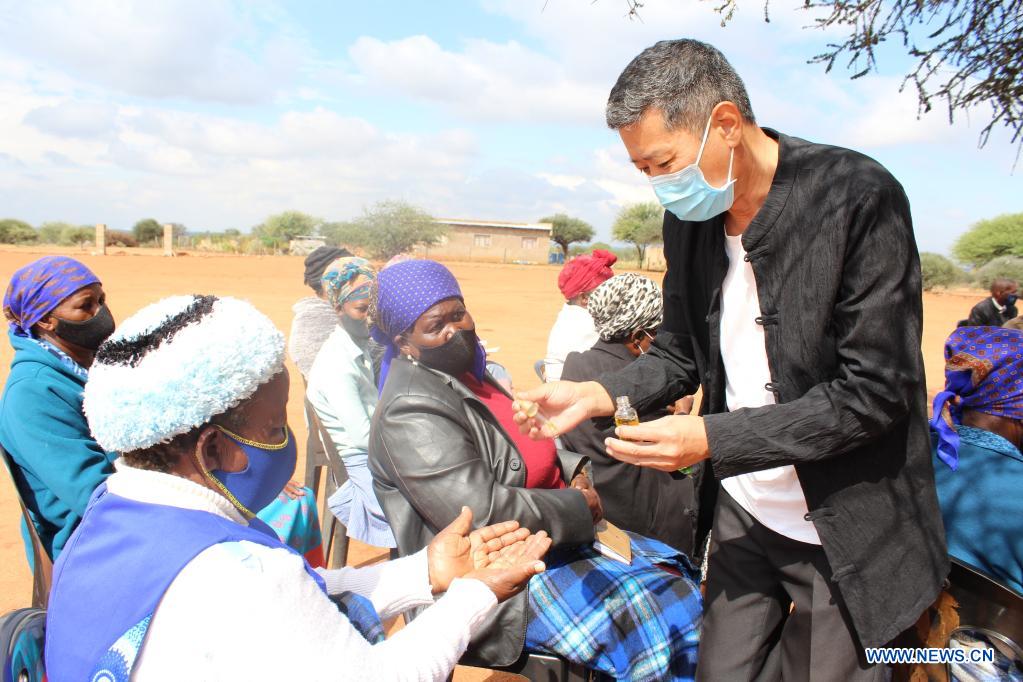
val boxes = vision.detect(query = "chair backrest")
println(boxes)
[945,557,1023,678]
[303,399,349,489]
[0,608,46,682]
[0,447,52,609]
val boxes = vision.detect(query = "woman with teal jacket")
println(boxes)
[0,256,117,560]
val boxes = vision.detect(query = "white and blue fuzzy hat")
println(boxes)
[84,295,286,453]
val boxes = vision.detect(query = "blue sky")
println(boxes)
[0,0,1018,255]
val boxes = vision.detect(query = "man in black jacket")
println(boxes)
[516,39,947,680]
[964,277,1018,326]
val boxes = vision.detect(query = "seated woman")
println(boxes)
[0,257,323,567]
[0,256,118,560]
[46,294,550,680]
[544,249,616,381]
[560,273,697,556]
[368,260,701,680]
[307,257,395,548]
[930,326,1023,594]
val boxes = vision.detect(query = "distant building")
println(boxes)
[413,219,553,264]
[289,235,326,256]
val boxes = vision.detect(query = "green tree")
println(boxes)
[919,252,967,290]
[38,221,77,244]
[541,214,594,259]
[612,202,663,263]
[253,211,320,252]
[334,201,446,261]
[974,256,1023,290]
[0,219,38,244]
[952,213,1023,267]
[133,218,163,245]
[59,225,94,248]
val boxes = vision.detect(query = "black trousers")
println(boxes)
[696,490,886,682]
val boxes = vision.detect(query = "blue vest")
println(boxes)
[45,485,357,681]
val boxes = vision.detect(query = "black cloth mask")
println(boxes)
[54,304,115,351]
[341,314,371,349]
[416,328,478,378]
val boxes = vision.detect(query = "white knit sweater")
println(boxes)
[107,464,497,681]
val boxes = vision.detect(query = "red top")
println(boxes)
[462,374,566,490]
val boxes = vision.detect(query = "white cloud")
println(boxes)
[0,0,306,104]
[536,173,586,189]
[348,35,607,125]
[23,101,120,138]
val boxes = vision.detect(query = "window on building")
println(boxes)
[474,234,491,248]
[521,237,538,249]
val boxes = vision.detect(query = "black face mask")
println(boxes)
[416,328,478,378]
[54,304,115,351]
[341,314,371,348]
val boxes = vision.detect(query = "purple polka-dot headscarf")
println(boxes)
[930,326,1023,470]
[3,256,100,338]
[370,260,486,392]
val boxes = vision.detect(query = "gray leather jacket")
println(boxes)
[369,356,595,666]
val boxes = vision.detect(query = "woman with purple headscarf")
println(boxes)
[930,325,1023,594]
[367,260,701,680]
[0,255,117,560]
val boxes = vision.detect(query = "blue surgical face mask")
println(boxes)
[649,114,735,222]
[204,425,296,518]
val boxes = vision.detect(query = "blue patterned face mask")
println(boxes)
[204,426,296,517]
[649,114,735,223]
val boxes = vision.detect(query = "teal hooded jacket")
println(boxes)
[0,332,116,560]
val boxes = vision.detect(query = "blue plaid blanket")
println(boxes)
[525,532,702,681]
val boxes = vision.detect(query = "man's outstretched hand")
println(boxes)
[512,380,615,439]
[606,414,711,472]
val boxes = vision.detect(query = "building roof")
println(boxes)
[435,218,552,235]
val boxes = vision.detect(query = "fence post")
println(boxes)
[94,224,106,255]
[163,223,174,256]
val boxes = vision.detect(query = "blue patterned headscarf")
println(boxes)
[3,256,100,338]
[930,326,1023,470]
[370,260,486,392]
[321,256,375,310]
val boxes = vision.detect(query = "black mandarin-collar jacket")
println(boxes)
[598,129,948,648]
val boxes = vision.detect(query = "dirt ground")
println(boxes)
[0,246,983,676]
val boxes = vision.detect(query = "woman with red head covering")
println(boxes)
[543,249,616,381]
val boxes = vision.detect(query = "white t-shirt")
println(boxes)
[718,233,821,545]
[544,303,599,382]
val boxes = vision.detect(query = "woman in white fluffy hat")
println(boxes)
[44,294,550,681]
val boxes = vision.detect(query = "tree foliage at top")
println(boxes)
[253,211,321,252]
[621,0,1022,152]
[541,213,595,258]
[322,200,446,261]
[133,218,163,245]
[612,202,664,262]
[974,256,1023,289]
[951,212,1023,267]
[919,252,967,290]
[0,219,37,244]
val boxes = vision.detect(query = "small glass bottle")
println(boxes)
[614,396,639,427]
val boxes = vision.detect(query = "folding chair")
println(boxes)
[304,399,351,569]
[943,557,1023,679]
[0,608,46,682]
[0,446,51,609]
[302,395,330,494]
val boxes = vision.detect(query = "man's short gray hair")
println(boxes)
[606,39,756,133]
